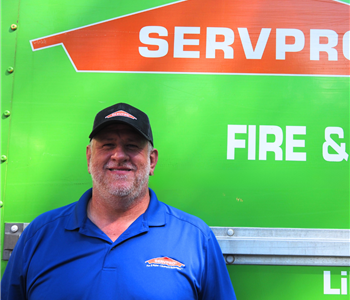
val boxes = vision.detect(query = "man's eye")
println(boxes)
[102,143,115,148]
[126,144,138,149]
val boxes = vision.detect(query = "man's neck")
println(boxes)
[87,189,150,242]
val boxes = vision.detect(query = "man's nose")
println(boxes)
[111,145,129,161]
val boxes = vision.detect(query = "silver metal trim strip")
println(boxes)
[211,227,350,266]
[3,223,349,266]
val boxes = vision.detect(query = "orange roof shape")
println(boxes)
[30,0,350,76]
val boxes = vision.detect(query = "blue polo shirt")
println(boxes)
[2,188,236,300]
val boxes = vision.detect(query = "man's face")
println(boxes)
[86,124,158,204]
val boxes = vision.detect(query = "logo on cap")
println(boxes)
[105,110,137,120]
[145,257,185,270]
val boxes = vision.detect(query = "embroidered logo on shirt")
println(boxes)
[145,257,185,270]
[105,110,137,120]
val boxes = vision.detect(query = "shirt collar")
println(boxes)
[65,188,166,231]
[65,188,92,230]
[143,188,166,227]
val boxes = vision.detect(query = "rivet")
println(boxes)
[0,201,3,208]
[4,110,11,117]
[10,24,17,30]
[227,228,234,236]
[226,255,235,264]
[7,67,14,73]
[11,225,19,233]
[1,155,8,162]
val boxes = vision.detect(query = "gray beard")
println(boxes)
[90,163,150,210]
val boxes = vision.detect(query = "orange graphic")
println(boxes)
[145,257,185,268]
[30,0,350,76]
[105,110,137,120]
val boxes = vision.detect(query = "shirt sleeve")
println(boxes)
[200,229,237,300]
[1,229,28,300]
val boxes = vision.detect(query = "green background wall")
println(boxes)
[1,0,349,298]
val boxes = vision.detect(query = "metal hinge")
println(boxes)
[2,223,29,261]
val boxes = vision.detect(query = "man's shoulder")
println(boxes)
[23,188,92,240]
[23,202,76,240]
[162,202,213,239]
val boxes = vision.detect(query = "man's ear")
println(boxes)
[86,144,92,174]
[149,148,159,176]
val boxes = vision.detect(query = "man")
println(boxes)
[1,103,237,299]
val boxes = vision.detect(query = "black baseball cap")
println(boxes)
[89,103,153,146]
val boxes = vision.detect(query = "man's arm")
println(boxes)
[200,230,237,300]
[1,231,27,299]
